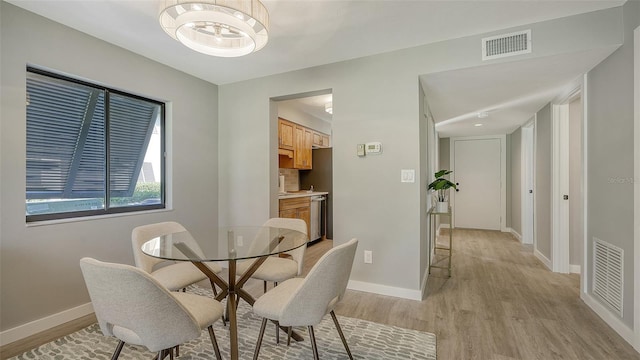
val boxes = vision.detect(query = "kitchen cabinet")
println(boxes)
[312,131,331,148]
[279,196,311,236]
[294,125,313,169]
[278,118,295,150]
[278,118,325,169]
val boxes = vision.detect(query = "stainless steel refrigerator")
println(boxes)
[300,148,332,239]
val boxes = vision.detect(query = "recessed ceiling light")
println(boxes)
[474,123,483,127]
[477,112,489,118]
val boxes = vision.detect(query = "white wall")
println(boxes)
[218,7,625,297]
[586,0,639,330]
[569,97,583,269]
[535,103,552,262]
[0,3,219,337]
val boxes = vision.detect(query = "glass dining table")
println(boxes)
[141,225,308,360]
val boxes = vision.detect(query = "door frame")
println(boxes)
[449,134,507,231]
[551,101,571,274]
[633,25,639,352]
[551,84,584,274]
[521,119,535,245]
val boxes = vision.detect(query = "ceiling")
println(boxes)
[278,94,333,123]
[7,0,626,136]
[421,47,618,137]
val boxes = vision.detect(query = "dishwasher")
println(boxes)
[310,195,325,241]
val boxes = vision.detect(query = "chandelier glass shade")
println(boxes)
[159,0,269,57]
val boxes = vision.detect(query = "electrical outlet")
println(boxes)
[236,235,243,246]
[364,250,373,264]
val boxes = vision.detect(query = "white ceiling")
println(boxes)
[421,47,618,137]
[278,94,334,123]
[7,0,626,136]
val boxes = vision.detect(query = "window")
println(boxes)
[26,68,165,221]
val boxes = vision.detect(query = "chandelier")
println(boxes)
[159,0,269,57]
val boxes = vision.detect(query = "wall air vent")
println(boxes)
[593,238,624,317]
[482,29,531,61]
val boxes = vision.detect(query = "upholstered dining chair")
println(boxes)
[252,238,358,360]
[236,217,308,293]
[79,257,224,360]
[132,221,222,295]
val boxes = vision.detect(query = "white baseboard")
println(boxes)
[534,249,552,270]
[0,302,94,346]
[570,264,581,274]
[348,280,422,301]
[506,227,522,242]
[582,293,636,348]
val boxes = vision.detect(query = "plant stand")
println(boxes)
[428,205,453,277]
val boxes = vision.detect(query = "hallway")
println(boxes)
[334,229,640,359]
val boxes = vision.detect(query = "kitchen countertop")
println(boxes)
[278,191,328,199]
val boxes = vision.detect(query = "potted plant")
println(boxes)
[428,169,457,212]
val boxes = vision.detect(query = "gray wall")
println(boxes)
[439,138,450,171]
[510,128,523,236]
[569,97,583,268]
[586,0,639,328]
[0,0,632,338]
[217,8,624,294]
[0,3,219,332]
[535,103,552,260]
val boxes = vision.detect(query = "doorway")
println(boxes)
[271,90,334,241]
[551,89,583,274]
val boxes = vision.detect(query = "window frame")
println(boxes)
[26,67,166,222]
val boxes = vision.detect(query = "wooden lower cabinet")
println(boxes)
[279,197,311,237]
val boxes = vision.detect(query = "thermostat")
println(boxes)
[365,142,382,155]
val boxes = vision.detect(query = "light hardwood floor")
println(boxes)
[3,230,640,359]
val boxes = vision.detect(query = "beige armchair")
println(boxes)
[79,257,224,360]
[252,238,358,360]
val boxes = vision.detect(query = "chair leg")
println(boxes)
[263,280,267,293]
[308,326,320,360]
[287,326,293,346]
[111,340,125,360]
[275,321,280,344]
[175,345,179,357]
[330,311,353,360]
[253,318,268,360]
[208,325,223,360]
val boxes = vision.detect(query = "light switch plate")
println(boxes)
[357,144,366,157]
[401,169,415,183]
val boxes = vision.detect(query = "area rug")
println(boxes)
[10,286,436,359]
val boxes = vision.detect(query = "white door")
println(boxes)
[522,124,535,244]
[453,138,502,230]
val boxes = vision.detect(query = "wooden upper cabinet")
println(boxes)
[321,134,330,147]
[279,117,329,169]
[313,131,331,148]
[278,118,294,150]
[294,125,313,169]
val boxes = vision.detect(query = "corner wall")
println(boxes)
[510,128,523,237]
[535,103,552,263]
[0,3,219,338]
[585,0,639,331]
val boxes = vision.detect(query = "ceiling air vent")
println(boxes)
[482,29,531,61]
[593,238,624,317]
